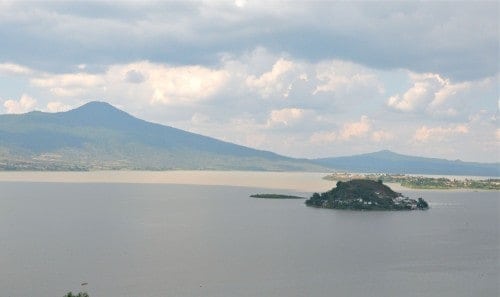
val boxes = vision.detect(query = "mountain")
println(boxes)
[1,102,497,175]
[313,150,499,176]
[0,101,325,171]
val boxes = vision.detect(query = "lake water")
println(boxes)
[0,172,498,297]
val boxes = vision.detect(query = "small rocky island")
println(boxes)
[305,179,429,210]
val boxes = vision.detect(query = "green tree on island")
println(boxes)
[416,198,429,209]
[306,179,429,210]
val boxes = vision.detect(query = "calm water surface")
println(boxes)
[0,179,498,297]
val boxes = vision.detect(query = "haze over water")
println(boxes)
[0,172,498,297]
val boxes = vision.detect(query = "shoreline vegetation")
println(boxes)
[306,179,429,211]
[250,194,305,199]
[323,173,500,190]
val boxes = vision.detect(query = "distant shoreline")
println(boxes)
[1,170,497,193]
[324,173,500,191]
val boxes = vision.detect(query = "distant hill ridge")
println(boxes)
[313,150,499,176]
[0,101,497,175]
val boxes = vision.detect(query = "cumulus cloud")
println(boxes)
[385,72,491,118]
[412,124,469,143]
[266,107,305,127]
[387,73,446,112]
[31,72,105,97]
[246,58,295,98]
[28,61,229,106]
[314,60,382,95]
[3,94,37,114]
[339,115,371,140]
[0,63,34,75]
[104,62,230,106]
[45,101,72,113]
[431,81,470,108]
[147,65,229,105]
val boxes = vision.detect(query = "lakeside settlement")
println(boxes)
[323,173,500,190]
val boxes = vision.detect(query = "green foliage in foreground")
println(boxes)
[250,194,305,199]
[63,292,89,297]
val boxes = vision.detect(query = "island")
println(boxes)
[250,194,305,199]
[323,173,500,190]
[305,179,429,210]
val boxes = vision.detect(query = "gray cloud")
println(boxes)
[124,69,145,84]
[0,1,497,80]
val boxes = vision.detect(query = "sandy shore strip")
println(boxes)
[0,171,337,192]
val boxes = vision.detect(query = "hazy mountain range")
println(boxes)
[0,101,498,176]
[314,150,499,177]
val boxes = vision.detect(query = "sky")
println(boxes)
[0,0,498,162]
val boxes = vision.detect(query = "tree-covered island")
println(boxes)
[306,179,429,210]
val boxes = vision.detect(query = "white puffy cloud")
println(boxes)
[412,124,469,143]
[385,72,495,119]
[105,62,230,106]
[29,61,229,106]
[266,107,305,127]
[431,81,470,108]
[3,94,37,114]
[45,101,72,113]
[148,65,229,105]
[314,60,383,95]
[387,73,446,112]
[246,58,295,98]
[339,115,371,140]
[31,72,105,97]
[0,63,34,75]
